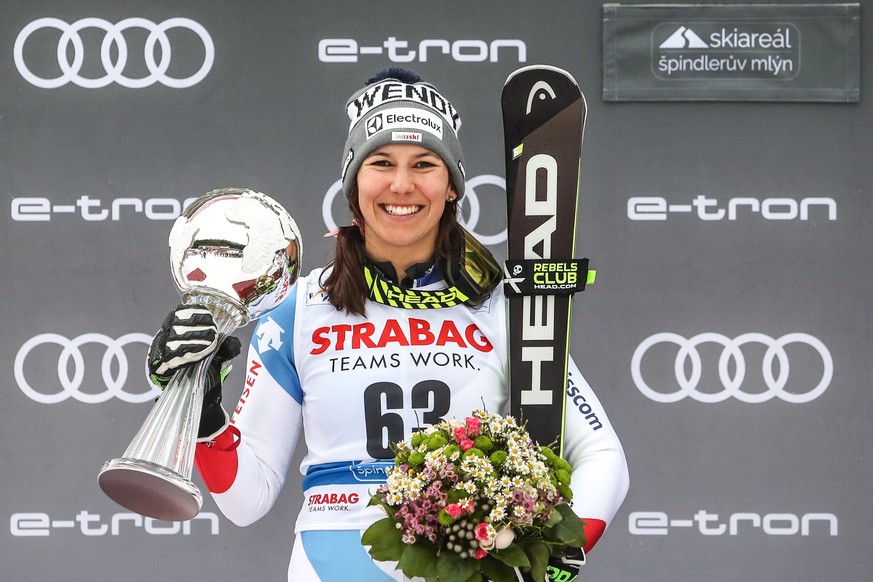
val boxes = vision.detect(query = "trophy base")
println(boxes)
[98,458,203,522]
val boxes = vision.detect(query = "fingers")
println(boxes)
[153,305,218,376]
[215,335,242,361]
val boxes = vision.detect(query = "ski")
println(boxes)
[502,65,591,455]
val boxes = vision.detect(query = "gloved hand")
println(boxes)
[544,549,585,581]
[514,548,586,581]
[147,304,241,439]
[148,304,220,385]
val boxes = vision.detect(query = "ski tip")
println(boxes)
[587,270,597,286]
[504,64,579,86]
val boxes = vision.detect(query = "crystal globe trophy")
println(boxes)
[98,188,302,521]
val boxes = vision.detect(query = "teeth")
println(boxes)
[383,204,422,216]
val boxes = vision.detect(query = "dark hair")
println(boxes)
[321,184,460,316]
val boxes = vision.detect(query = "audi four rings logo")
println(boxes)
[322,175,508,246]
[14,17,214,88]
[631,332,833,403]
[15,333,158,404]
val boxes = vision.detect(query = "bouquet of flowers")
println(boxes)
[362,410,584,582]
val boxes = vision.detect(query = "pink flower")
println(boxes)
[474,522,491,541]
[453,427,468,443]
[474,548,488,560]
[445,503,465,519]
[466,417,481,437]
[460,439,474,451]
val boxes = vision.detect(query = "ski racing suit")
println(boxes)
[194,266,629,581]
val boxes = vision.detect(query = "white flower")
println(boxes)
[489,507,506,521]
[494,528,515,549]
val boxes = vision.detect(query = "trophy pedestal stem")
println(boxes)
[98,299,244,521]
[98,458,202,521]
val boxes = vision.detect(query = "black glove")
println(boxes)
[148,304,220,386]
[515,548,586,582]
[196,336,242,439]
[545,549,585,581]
[147,304,241,439]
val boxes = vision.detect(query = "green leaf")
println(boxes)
[544,506,564,528]
[361,517,398,545]
[362,518,405,562]
[525,542,550,582]
[546,504,585,548]
[366,494,396,518]
[478,558,517,582]
[436,551,478,582]
[491,544,531,568]
[398,542,439,578]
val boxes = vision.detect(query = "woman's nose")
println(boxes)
[389,167,414,193]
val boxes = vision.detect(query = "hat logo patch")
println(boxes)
[364,107,443,140]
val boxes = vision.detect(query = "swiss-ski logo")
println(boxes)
[256,317,285,354]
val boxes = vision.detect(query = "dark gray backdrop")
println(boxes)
[2,1,870,580]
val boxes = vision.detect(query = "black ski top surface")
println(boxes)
[502,65,587,452]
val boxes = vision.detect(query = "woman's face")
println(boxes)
[356,144,456,270]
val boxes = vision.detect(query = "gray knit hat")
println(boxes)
[340,69,466,200]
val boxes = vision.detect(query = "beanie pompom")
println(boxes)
[366,68,422,85]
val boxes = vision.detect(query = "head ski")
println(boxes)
[502,65,589,455]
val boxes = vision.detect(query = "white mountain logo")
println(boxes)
[659,26,709,48]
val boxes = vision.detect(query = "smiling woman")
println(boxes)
[322,68,482,316]
[146,67,629,582]
[355,145,455,280]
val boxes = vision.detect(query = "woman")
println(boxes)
[148,69,629,581]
